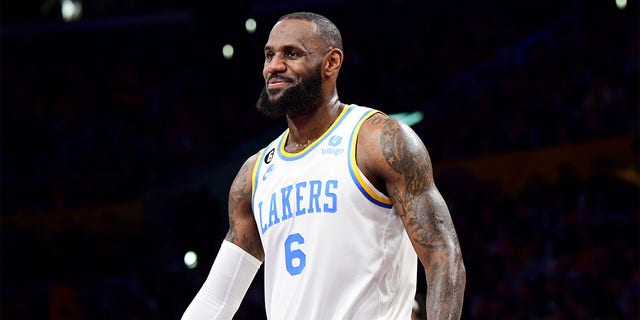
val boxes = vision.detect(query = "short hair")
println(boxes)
[278,12,343,51]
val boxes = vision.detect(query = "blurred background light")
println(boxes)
[184,251,198,269]
[222,44,234,59]
[245,18,257,34]
[61,0,82,22]
[616,0,627,10]
[390,111,424,127]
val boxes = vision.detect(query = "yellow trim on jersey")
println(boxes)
[251,148,267,197]
[349,110,393,206]
[279,104,353,158]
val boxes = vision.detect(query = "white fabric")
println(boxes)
[181,240,262,320]
[251,104,417,320]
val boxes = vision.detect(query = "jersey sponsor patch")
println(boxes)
[328,135,342,146]
[322,135,345,156]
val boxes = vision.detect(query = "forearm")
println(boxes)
[182,240,262,320]
[424,249,466,319]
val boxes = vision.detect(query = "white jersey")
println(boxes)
[251,104,417,320]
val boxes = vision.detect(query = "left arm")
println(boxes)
[359,114,466,319]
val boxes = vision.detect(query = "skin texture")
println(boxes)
[225,154,264,261]
[225,15,466,319]
[359,113,466,319]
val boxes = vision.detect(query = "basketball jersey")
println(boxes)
[251,104,417,320]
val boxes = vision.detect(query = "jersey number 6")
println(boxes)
[284,233,306,275]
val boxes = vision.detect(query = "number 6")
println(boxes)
[284,233,306,275]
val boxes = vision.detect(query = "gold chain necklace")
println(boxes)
[293,139,313,150]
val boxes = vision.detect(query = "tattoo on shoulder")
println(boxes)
[230,160,253,203]
[368,112,389,126]
[380,119,430,195]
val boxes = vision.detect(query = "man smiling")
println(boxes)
[182,12,466,320]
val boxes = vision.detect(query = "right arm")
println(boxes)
[182,154,264,320]
[224,153,265,260]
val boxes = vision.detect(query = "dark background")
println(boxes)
[1,0,638,319]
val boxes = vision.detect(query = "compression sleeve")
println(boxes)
[181,240,262,320]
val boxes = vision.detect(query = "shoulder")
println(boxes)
[245,150,264,168]
[359,111,424,153]
[361,110,391,130]
[357,111,432,185]
[231,151,262,189]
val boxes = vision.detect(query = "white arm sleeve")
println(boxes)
[181,240,262,320]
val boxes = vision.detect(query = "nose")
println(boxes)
[267,55,286,74]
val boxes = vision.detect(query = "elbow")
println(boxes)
[454,250,466,291]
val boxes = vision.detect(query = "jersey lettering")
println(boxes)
[324,180,338,213]
[308,180,322,213]
[268,193,280,227]
[257,179,339,234]
[295,181,307,216]
[281,185,294,221]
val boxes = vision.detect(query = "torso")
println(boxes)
[250,104,417,320]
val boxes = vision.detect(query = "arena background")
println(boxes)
[1,0,638,318]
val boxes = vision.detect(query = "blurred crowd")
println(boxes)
[1,0,638,319]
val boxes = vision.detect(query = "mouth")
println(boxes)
[267,76,294,90]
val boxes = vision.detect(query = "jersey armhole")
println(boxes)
[251,148,267,202]
[348,110,393,208]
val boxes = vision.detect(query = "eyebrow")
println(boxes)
[264,44,308,52]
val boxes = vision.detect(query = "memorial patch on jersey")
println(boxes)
[264,148,275,164]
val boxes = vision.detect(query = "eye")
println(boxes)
[285,51,300,58]
[265,51,275,61]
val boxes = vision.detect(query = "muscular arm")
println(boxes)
[181,155,263,319]
[225,154,264,261]
[360,113,466,319]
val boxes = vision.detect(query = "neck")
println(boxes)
[285,97,343,152]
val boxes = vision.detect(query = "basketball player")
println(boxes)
[182,12,466,319]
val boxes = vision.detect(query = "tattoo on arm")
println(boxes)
[380,119,445,248]
[380,118,465,319]
[225,158,264,260]
[225,162,250,243]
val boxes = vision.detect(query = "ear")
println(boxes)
[324,48,343,77]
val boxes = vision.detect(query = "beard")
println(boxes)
[256,66,323,118]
